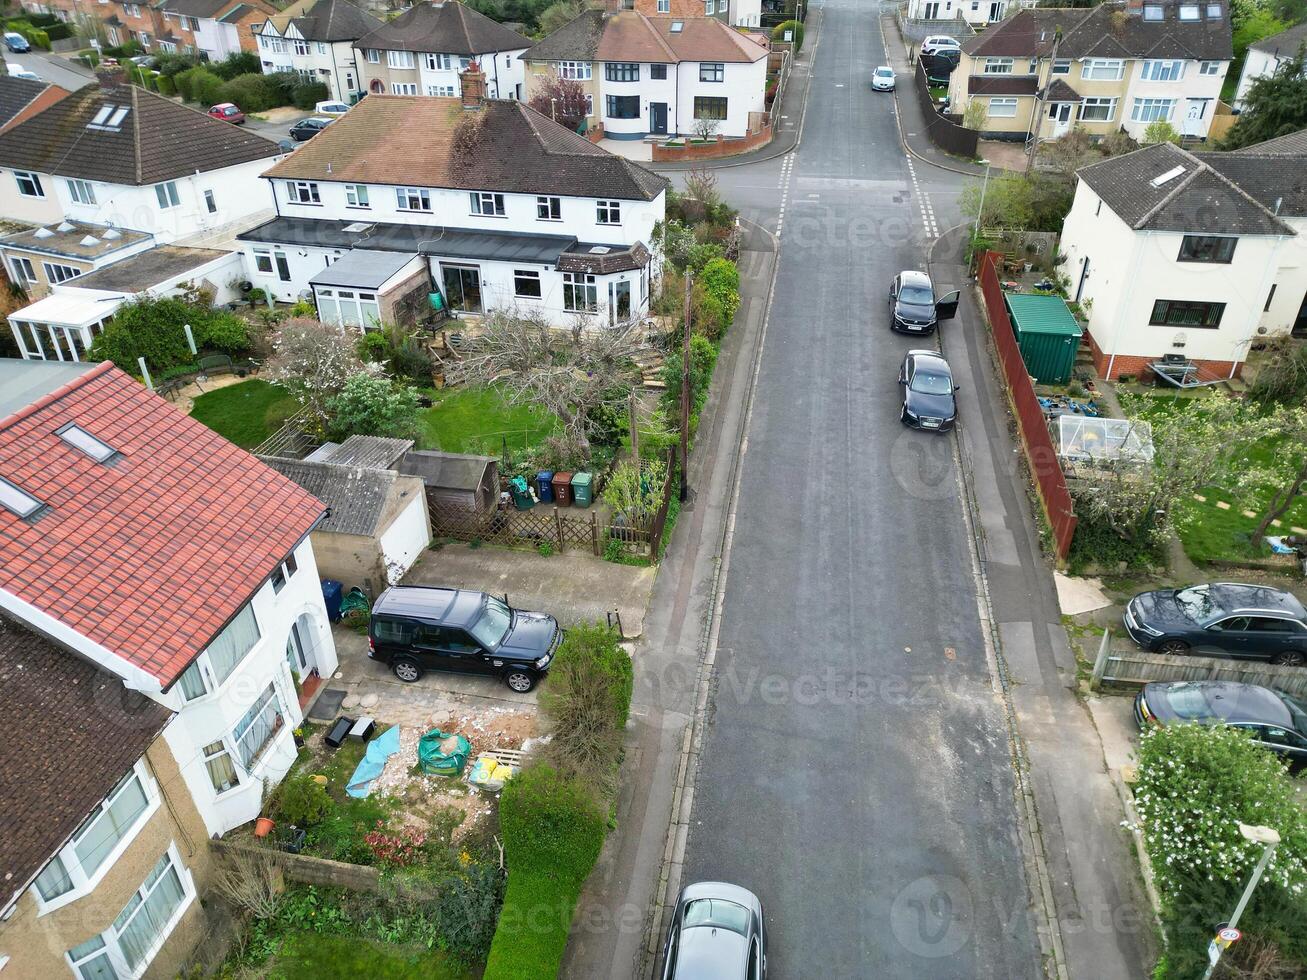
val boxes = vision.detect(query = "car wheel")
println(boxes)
[505,670,536,693]
[900,407,911,426]
[1272,649,1306,667]
[392,657,422,683]
[1158,639,1190,656]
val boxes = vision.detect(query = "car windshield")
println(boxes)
[876,68,893,76]
[899,285,934,305]
[1161,684,1213,721]
[910,370,953,395]
[683,899,749,936]
[1173,585,1214,620]
[468,596,512,648]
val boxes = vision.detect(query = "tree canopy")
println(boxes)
[1220,50,1307,149]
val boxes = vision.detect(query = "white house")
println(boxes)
[0,358,340,837]
[523,8,769,140]
[254,0,384,104]
[1058,134,1307,380]
[353,0,529,100]
[907,0,1007,27]
[236,85,668,328]
[0,77,284,245]
[1232,21,1307,108]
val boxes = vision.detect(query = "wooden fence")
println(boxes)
[978,251,1077,559]
[913,61,978,160]
[1090,630,1307,699]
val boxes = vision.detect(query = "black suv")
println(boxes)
[368,586,561,692]
[1124,583,1307,666]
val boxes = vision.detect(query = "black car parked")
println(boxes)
[889,270,960,334]
[288,116,331,141]
[1124,582,1307,666]
[1135,680,1307,766]
[368,586,561,692]
[899,349,958,432]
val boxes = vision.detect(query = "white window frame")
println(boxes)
[658,0,669,10]
[9,255,35,286]
[366,48,379,62]
[537,195,561,220]
[1081,58,1124,81]
[513,268,542,298]
[154,181,180,209]
[232,682,287,770]
[293,39,309,56]
[387,49,415,69]
[269,552,298,593]
[286,180,320,204]
[426,83,455,96]
[1078,96,1117,121]
[983,57,1013,74]
[32,762,159,915]
[14,170,44,198]
[345,183,369,208]
[391,82,418,95]
[1199,60,1221,75]
[43,262,81,284]
[987,97,1018,117]
[556,60,591,80]
[1131,97,1175,123]
[317,42,327,54]
[597,199,620,224]
[562,271,597,312]
[470,191,505,216]
[1141,59,1185,81]
[202,739,241,794]
[396,186,431,211]
[252,247,273,274]
[1050,59,1070,75]
[1178,2,1199,18]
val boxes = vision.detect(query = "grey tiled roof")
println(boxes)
[0,76,54,130]
[289,0,382,42]
[1248,20,1307,55]
[522,7,605,62]
[354,0,528,55]
[1076,141,1298,235]
[260,457,399,535]
[1236,128,1307,156]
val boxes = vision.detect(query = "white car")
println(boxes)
[315,100,350,116]
[872,66,895,91]
[920,35,962,57]
[7,63,40,81]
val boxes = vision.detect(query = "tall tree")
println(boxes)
[527,75,590,132]
[1220,51,1307,149]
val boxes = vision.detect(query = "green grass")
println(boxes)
[420,385,559,454]
[266,932,474,980]
[190,379,299,449]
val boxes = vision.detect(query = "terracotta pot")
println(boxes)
[253,817,276,838]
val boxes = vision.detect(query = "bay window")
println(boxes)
[1131,97,1175,122]
[605,94,639,119]
[1078,96,1117,121]
[563,272,597,313]
[204,602,261,687]
[233,683,285,769]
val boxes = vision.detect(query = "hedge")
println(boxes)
[176,66,224,107]
[216,72,286,112]
[771,19,804,52]
[155,74,175,97]
[482,765,607,980]
[292,80,329,110]
[90,297,250,376]
[45,21,72,41]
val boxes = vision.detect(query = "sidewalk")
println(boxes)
[880,12,988,177]
[644,8,821,172]
[931,230,1157,979]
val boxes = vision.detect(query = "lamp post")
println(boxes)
[1200,823,1281,980]
[971,158,991,261]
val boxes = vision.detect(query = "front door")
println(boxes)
[442,264,483,314]
[285,619,313,679]
[989,0,1002,18]
[1183,98,1208,137]
[1048,102,1072,136]
[924,1,941,16]
[650,102,668,135]
[610,280,632,324]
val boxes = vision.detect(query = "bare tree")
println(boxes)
[692,115,720,142]
[444,309,644,454]
[210,847,283,920]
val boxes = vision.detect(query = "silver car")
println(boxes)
[872,65,896,91]
[662,881,767,980]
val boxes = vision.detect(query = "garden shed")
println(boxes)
[398,450,499,513]
[1004,293,1083,385]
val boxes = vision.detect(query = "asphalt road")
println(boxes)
[4,49,94,91]
[678,1,1044,976]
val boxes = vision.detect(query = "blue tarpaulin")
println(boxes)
[346,725,401,798]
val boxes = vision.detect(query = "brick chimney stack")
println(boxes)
[96,64,129,91]
[1125,0,1144,16]
[460,62,486,110]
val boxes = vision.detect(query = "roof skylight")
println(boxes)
[670,19,683,31]
[58,424,118,463]
[1150,165,1186,188]
[0,476,43,520]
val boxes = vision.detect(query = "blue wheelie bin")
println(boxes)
[535,470,555,504]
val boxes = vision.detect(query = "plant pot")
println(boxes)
[254,816,276,838]
[293,733,305,748]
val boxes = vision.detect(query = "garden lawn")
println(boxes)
[190,379,298,449]
[420,385,558,454]
[265,932,474,980]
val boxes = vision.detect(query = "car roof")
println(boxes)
[1205,583,1307,618]
[372,585,485,627]
[899,270,932,288]
[909,350,950,372]
[672,925,748,980]
[1150,681,1294,727]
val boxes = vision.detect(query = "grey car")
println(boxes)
[1124,582,1307,666]
[1135,680,1307,766]
[662,881,766,980]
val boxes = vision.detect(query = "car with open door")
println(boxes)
[368,586,561,692]
[899,349,958,431]
[889,270,959,334]
[661,881,766,980]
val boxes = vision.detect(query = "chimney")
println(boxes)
[1125,0,1144,16]
[460,62,486,110]
[96,64,128,91]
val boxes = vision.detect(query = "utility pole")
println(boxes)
[1200,823,1281,980]
[680,270,691,503]
[628,388,640,470]
[1025,30,1062,174]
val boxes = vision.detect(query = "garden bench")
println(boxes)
[197,353,235,377]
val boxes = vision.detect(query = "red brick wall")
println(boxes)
[651,125,772,161]
[1085,330,1243,381]
[632,0,712,16]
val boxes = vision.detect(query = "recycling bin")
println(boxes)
[571,472,593,507]
[552,471,574,507]
[509,476,534,510]
[321,579,343,622]
[535,470,555,504]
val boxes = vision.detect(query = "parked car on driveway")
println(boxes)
[289,116,332,141]
[1135,680,1307,765]
[661,881,766,980]
[1124,583,1307,666]
[315,100,350,116]
[888,270,960,334]
[6,63,39,80]
[920,35,962,57]
[368,585,561,692]
[4,32,30,53]
[207,102,246,125]
[872,66,895,91]
[899,350,958,432]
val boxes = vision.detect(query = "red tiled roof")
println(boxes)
[0,363,326,687]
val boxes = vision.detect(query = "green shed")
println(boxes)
[1004,293,1083,385]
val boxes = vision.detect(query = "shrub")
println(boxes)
[44,21,72,40]
[218,72,287,112]
[357,330,390,363]
[699,257,740,336]
[772,18,804,52]
[176,66,223,106]
[304,796,389,864]
[154,73,176,97]
[211,50,261,80]
[292,80,330,110]
[662,334,717,431]
[274,774,333,827]
[1134,723,1307,978]
[1250,338,1307,405]
[155,52,199,78]
[483,764,607,980]
[197,309,251,353]
[324,372,422,442]
[89,297,249,375]
[686,240,724,273]
[538,622,633,783]
[364,824,429,869]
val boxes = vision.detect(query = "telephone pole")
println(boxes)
[680,270,691,502]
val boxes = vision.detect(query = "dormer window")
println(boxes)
[57,423,118,462]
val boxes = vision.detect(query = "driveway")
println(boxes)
[8,51,94,91]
